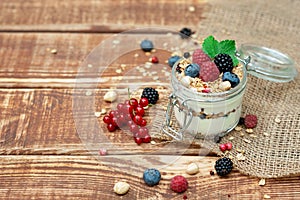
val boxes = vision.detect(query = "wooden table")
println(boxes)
[0,1,299,199]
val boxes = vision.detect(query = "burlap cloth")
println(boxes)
[156,0,300,178]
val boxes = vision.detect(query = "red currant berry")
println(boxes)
[140,119,147,127]
[123,104,134,115]
[225,143,232,150]
[111,116,119,127]
[139,97,149,107]
[117,114,126,127]
[127,120,134,127]
[130,124,139,134]
[143,134,151,143]
[107,123,116,132]
[103,115,111,124]
[219,144,227,152]
[129,98,139,108]
[138,127,149,137]
[134,105,145,116]
[117,103,124,112]
[134,137,143,145]
[124,100,130,105]
[124,113,134,120]
[133,115,143,125]
[151,56,159,63]
[109,110,118,118]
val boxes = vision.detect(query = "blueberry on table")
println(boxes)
[168,55,181,67]
[140,39,154,52]
[184,63,200,78]
[143,168,161,186]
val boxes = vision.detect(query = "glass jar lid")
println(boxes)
[238,44,298,82]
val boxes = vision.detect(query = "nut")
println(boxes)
[219,81,231,91]
[263,194,271,199]
[186,162,199,175]
[113,181,130,195]
[259,178,266,186]
[104,90,118,102]
[180,76,191,87]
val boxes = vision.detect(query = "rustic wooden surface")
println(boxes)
[0,1,299,199]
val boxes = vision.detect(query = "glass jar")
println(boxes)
[162,45,297,141]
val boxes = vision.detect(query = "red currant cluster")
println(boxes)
[219,142,232,152]
[103,97,151,145]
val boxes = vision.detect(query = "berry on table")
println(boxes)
[107,123,117,132]
[168,55,181,67]
[140,39,154,52]
[219,144,227,152]
[142,134,151,143]
[139,97,149,107]
[225,143,232,150]
[244,114,258,128]
[141,87,159,105]
[170,175,188,193]
[129,98,139,108]
[143,168,161,186]
[103,115,111,124]
[184,63,200,78]
[214,157,233,176]
[151,56,159,63]
[134,105,145,116]
[179,27,193,39]
[134,137,143,145]
[183,52,190,58]
[199,61,220,82]
[192,49,211,65]
[214,53,234,73]
[222,72,240,88]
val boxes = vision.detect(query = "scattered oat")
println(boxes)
[228,155,234,160]
[153,76,159,81]
[275,117,281,123]
[240,132,245,137]
[236,149,244,153]
[186,163,199,175]
[263,194,271,199]
[112,40,120,45]
[145,62,152,69]
[114,181,130,195]
[188,5,195,12]
[104,90,118,102]
[85,90,93,96]
[234,126,242,131]
[236,153,246,161]
[87,64,93,68]
[145,52,151,56]
[168,120,173,126]
[134,53,139,58]
[243,138,251,143]
[116,69,122,74]
[259,178,266,186]
[150,140,156,145]
[50,49,57,54]
[99,77,110,83]
[101,108,107,114]
[94,112,101,117]
[249,134,257,138]
[246,128,254,133]
[151,49,156,53]
[229,136,235,140]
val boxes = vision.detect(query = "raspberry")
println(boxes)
[214,53,233,73]
[199,61,220,82]
[141,87,159,104]
[170,175,188,193]
[244,114,258,128]
[192,49,211,65]
[143,168,161,186]
[214,157,233,176]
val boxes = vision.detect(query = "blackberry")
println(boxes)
[179,27,192,39]
[214,157,233,176]
[238,117,245,125]
[214,53,233,73]
[141,87,159,104]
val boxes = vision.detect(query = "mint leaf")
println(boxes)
[219,40,236,55]
[229,54,239,66]
[202,35,219,59]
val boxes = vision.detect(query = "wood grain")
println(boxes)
[0,155,299,200]
[0,0,206,33]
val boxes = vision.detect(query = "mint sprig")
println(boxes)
[202,35,239,66]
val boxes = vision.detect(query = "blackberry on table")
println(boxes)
[214,157,233,176]
[179,27,192,39]
[214,53,233,73]
[141,87,159,104]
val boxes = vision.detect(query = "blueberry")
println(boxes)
[143,168,161,186]
[222,72,240,88]
[179,27,192,39]
[140,39,154,52]
[168,55,181,67]
[184,63,200,78]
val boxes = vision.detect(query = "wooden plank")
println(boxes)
[0,0,206,32]
[0,155,299,199]
[0,32,199,88]
[0,88,212,155]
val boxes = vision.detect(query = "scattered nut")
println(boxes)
[229,136,235,140]
[246,128,254,133]
[100,108,107,114]
[236,153,246,161]
[243,138,251,143]
[263,194,271,199]
[87,64,93,68]
[188,6,195,12]
[85,90,93,96]
[263,132,270,137]
[259,178,266,186]
[116,69,122,74]
[113,181,130,195]
[186,163,199,175]
[104,90,118,102]
[150,140,156,145]
[275,118,281,123]
[234,126,242,131]
[94,112,101,117]
[50,49,57,54]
